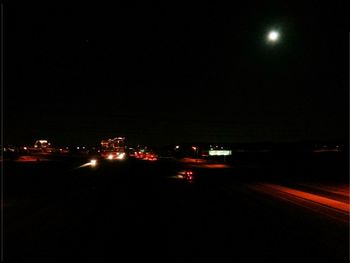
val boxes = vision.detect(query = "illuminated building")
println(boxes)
[100,137,126,160]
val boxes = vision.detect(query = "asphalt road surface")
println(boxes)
[3,157,349,262]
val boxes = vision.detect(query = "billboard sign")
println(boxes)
[209,150,232,156]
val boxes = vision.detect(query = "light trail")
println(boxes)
[260,184,349,213]
[250,183,349,223]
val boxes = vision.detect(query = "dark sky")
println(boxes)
[4,2,348,146]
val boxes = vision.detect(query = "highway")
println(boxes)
[3,157,349,262]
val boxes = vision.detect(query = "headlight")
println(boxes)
[90,159,97,166]
[117,153,125,160]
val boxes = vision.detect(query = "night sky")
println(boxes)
[5,3,348,146]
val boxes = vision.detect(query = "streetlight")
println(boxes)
[192,146,198,159]
[267,30,280,43]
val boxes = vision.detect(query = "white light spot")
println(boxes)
[267,30,280,42]
[90,159,97,166]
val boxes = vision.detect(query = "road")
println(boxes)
[3,157,349,262]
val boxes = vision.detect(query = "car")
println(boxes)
[177,170,194,181]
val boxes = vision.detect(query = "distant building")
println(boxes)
[34,140,50,149]
[33,140,53,153]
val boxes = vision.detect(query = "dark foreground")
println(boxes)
[3,156,349,262]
